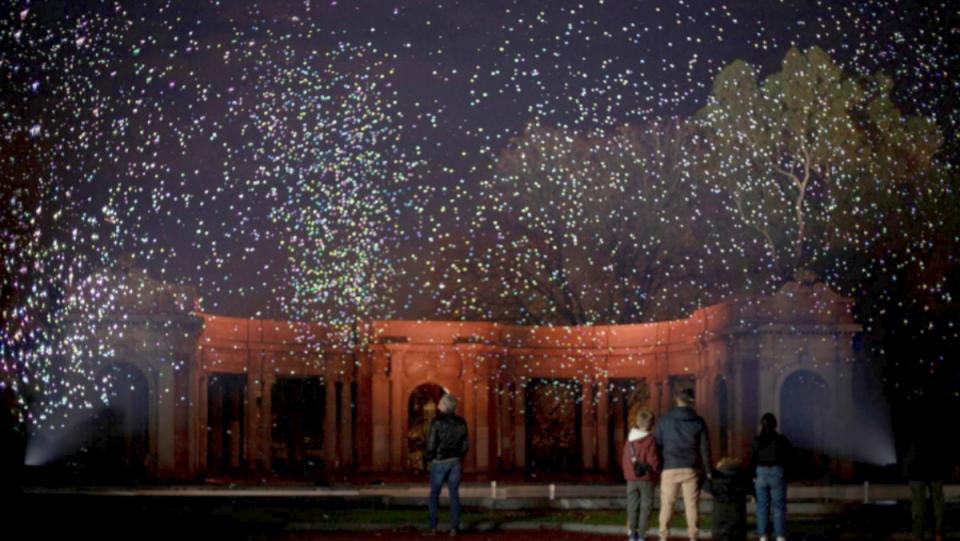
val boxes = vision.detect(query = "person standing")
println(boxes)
[425,393,469,536]
[622,409,661,541]
[705,457,753,541]
[750,412,792,541]
[904,429,948,541]
[656,388,712,541]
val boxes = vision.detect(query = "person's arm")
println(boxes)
[425,420,438,464]
[459,419,470,458]
[700,420,713,478]
[749,438,759,475]
[655,421,664,457]
[647,439,662,475]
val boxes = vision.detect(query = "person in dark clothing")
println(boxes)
[656,388,712,541]
[904,432,949,541]
[750,412,792,541]
[425,393,469,536]
[705,457,753,541]
[621,409,661,541]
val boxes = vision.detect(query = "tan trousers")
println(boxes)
[659,467,700,540]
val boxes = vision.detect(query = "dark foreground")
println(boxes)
[11,492,958,540]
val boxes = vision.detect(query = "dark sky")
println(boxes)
[4,0,957,319]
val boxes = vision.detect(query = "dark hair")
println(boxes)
[676,388,695,407]
[760,412,778,434]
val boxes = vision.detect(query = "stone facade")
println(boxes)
[88,272,862,480]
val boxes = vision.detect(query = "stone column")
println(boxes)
[596,375,609,471]
[197,373,209,474]
[339,372,354,468]
[371,349,390,471]
[324,371,338,467]
[475,370,490,473]
[157,362,177,475]
[246,358,260,470]
[261,372,275,470]
[207,376,223,471]
[498,378,514,470]
[513,379,526,470]
[228,380,242,469]
[580,380,595,470]
[461,351,477,472]
[389,350,404,472]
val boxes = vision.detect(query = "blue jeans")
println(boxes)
[755,465,787,539]
[428,459,462,531]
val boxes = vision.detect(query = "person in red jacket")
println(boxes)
[622,409,661,541]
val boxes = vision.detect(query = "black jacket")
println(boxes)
[749,431,792,474]
[705,464,752,541]
[655,406,712,472]
[903,437,950,481]
[425,412,469,463]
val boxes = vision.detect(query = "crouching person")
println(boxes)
[622,410,661,541]
[705,457,753,541]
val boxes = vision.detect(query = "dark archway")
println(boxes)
[407,383,446,471]
[525,378,582,476]
[780,370,829,479]
[95,363,150,478]
[270,376,325,475]
[715,376,730,457]
[206,374,247,473]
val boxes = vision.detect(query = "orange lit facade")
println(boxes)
[83,267,862,480]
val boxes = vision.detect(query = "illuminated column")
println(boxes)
[261,372,275,470]
[513,378,526,469]
[371,349,390,471]
[157,362,177,475]
[324,370,338,466]
[389,349,404,472]
[581,380,595,470]
[245,358,260,470]
[596,375,610,471]
[339,372,354,467]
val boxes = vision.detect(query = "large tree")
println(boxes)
[697,46,943,289]
[439,118,729,326]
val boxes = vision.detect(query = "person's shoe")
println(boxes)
[776,537,786,541]
[449,528,457,537]
[425,529,437,536]
[759,537,769,541]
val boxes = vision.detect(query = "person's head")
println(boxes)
[716,456,741,471]
[675,388,695,408]
[760,412,778,434]
[634,409,654,432]
[438,393,458,414]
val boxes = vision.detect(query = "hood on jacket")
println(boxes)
[628,428,650,442]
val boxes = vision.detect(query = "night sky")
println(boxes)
[2,0,957,319]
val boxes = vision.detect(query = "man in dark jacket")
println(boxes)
[656,388,712,541]
[425,393,469,536]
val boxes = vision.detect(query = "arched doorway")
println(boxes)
[780,370,829,479]
[525,378,582,477]
[715,376,730,457]
[95,363,150,478]
[407,383,446,471]
[270,376,324,475]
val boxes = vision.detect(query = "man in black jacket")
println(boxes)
[656,388,712,541]
[425,393,469,536]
